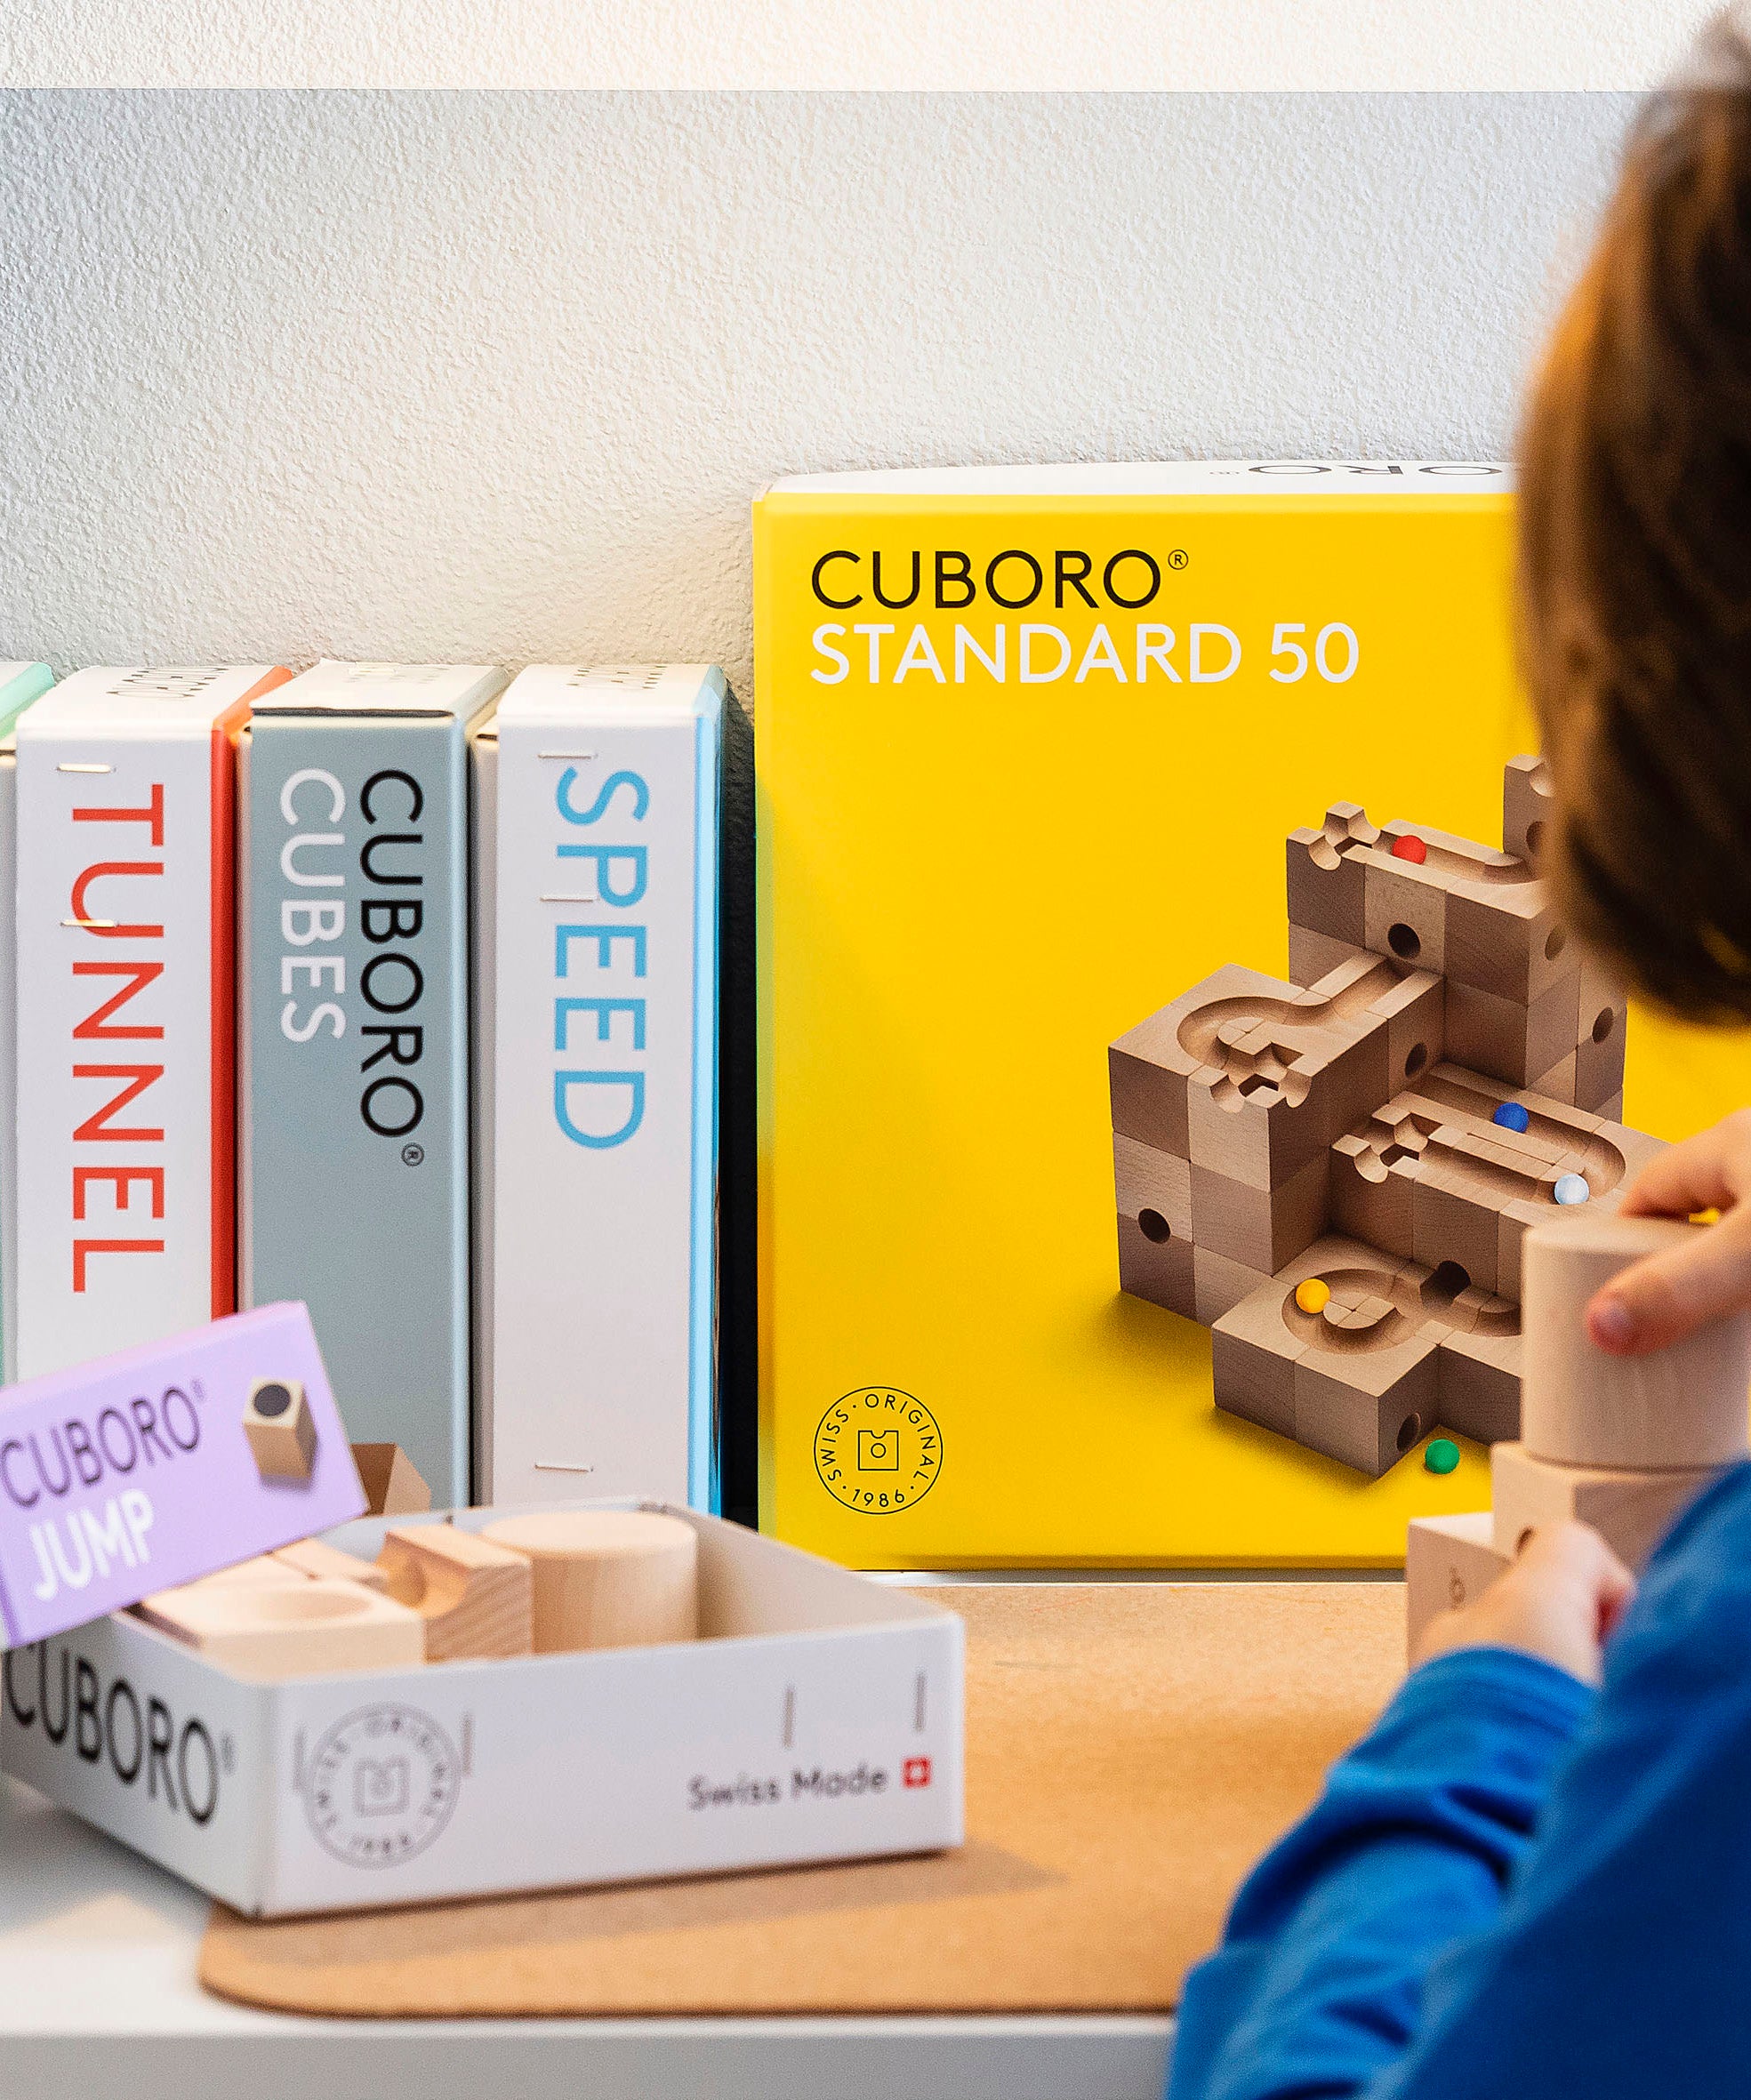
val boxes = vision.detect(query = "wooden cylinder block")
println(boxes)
[480,1511,699,1654]
[1523,1214,1751,1470]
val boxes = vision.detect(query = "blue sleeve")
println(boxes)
[1168,1646,1591,2100]
[1170,1460,1751,2100]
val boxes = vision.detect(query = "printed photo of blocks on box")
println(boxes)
[1109,757,1667,1478]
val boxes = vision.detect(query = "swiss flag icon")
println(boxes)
[903,1757,932,1789]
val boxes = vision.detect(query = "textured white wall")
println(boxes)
[0,92,1635,701]
[0,2,1715,88]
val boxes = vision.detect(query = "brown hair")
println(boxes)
[1519,19,1751,1020]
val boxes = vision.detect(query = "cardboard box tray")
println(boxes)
[0,1502,964,1916]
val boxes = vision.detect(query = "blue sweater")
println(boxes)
[1170,1462,1751,2100]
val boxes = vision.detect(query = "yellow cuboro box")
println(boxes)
[754,461,1740,1568]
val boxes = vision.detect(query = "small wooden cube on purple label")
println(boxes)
[0,1302,365,1647]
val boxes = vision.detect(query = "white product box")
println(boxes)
[473,665,723,1511]
[0,1502,963,1917]
[0,661,55,1383]
[13,664,290,1376]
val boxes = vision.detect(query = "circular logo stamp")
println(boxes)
[304,1703,462,1868]
[815,1387,942,1514]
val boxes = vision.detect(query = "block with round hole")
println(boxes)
[243,1375,317,1479]
[1294,1331,1442,1478]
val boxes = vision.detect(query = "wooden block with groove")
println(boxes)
[1522,1214,1751,1470]
[1490,1441,1718,1570]
[481,1510,699,1654]
[1501,754,1553,864]
[1406,1512,1512,1661]
[1329,1134,1418,1257]
[352,1442,432,1518]
[1110,964,1286,1158]
[1285,804,1378,945]
[1295,1332,1441,1477]
[195,1556,312,1590]
[378,1522,534,1660]
[136,1579,425,1679]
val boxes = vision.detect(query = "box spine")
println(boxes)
[241,715,473,1502]
[486,690,720,1509]
[469,723,497,1499]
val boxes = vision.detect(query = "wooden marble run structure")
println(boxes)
[1109,758,1667,1476]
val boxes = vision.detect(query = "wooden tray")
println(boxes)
[200,1581,1403,2016]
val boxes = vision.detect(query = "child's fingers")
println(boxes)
[1520,1520,1636,1631]
[1585,1205,1751,1353]
[1618,1111,1751,1220]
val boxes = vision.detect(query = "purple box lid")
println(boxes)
[0,1302,365,1647]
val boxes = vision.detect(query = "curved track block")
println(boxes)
[378,1522,534,1660]
[136,1578,425,1679]
[481,1510,699,1654]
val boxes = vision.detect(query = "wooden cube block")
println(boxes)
[1436,1323,1522,1445]
[244,1378,317,1479]
[1295,1335,1442,1477]
[1502,754,1553,864]
[1192,1245,1272,1325]
[1112,1134,1192,1240]
[1362,853,1447,974]
[480,1510,699,1655]
[1443,974,1578,1089]
[1117,1212,1196,1317]
[1410,1158,1502,1297]
[197,1555,313,1590]
[1210,1280,1305,1439]
[1372,969,1444,1093]
[352,1443,432,1518]
[1288,924,1368,990]
[1406,1512,1512,1660]
[1575,1004,1627,1114]
[272,1537,390,1589]
[1530,1049,1578,1106]
[1444,884,1573,1005]
[1190,1154,1329,1275]
[1496,1196,1547,1304]
[1490,1441,1718,1569]
[137,1578,425,1679]
[378,1522,534,1661]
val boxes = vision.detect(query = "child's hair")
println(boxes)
[1519,13,1751,1021]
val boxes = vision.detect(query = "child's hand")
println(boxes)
[1413,1521,1635,1687]
[1586,1110,1751,1354]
